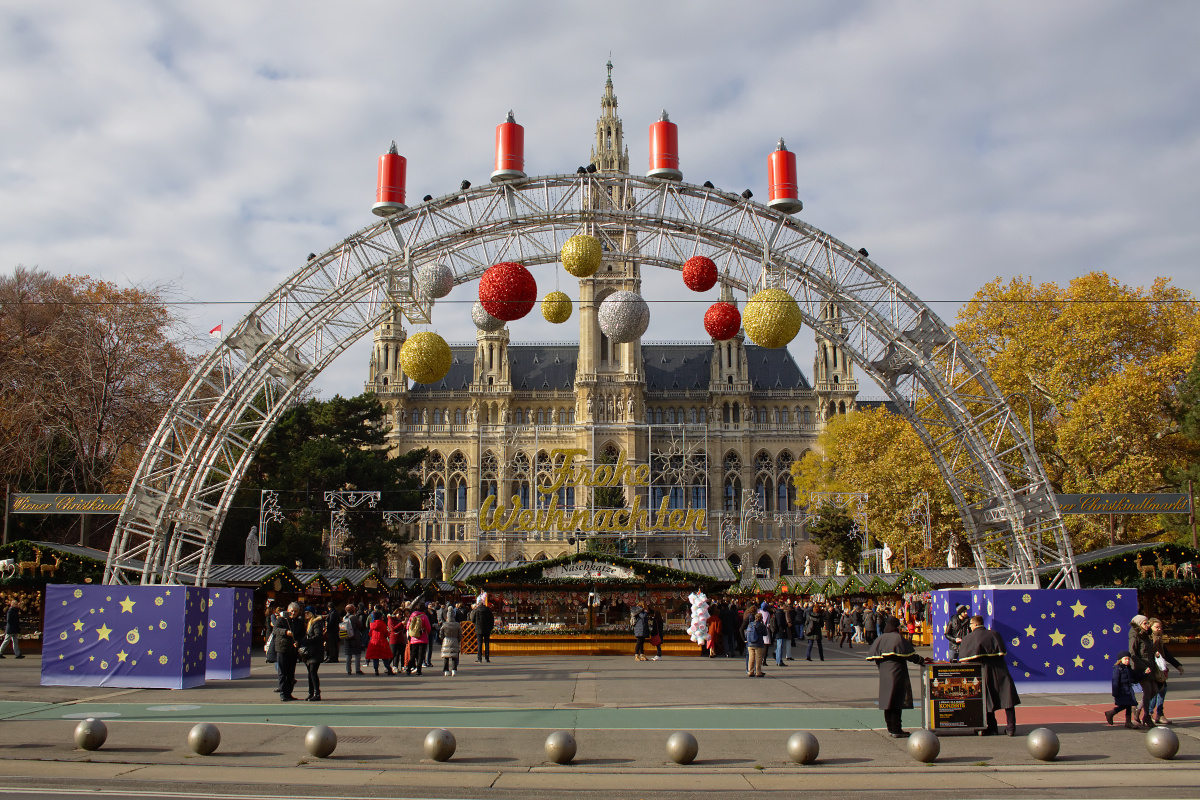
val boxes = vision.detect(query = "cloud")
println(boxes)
[1,0,1197,398]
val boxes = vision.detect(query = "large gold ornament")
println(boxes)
[560,235,602,278]
[742,288,801,348]
[400,332,452,384]
[541,291,573,324]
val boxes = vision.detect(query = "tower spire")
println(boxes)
[592,60,628,173]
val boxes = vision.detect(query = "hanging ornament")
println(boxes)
[415,263,454,299]
[541,291,573,324]
[472,300,505,332]
[399,331,452,384]
[560,234,602,278]
[703,301,741,340]
[598,290,650,343]
[682,256,718,292]
[479,262,537,321]
[743,287,802,348]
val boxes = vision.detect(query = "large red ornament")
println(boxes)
[682,256,718,292]
[479,262,537,321]
[704,301,741,340]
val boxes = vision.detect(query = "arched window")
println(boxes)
[804,407,812,425]
[454,408,463,424]
[724,476,741,512]
[733,403,741,423]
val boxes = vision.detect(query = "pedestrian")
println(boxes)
[1148,618,1184,725]
[470,599,494,663]
[862,605,877,645]
[866,617,924,737]
[852,605,865,644]
[649,607,665,661]
[722,602,740,657]
[772,602,791,666]
[785,601,797,659]
[301,606,325,702]
[0,599,24,658]
[325,602,342,663]
[706,602,723,658]
[441,611,462,675]
[632,604,649,661]
[423,602,437,667]
[1105,651,1140,728]
[405,603,430,675]
[804,603,825,661]
[387,607,406,674]
[838,608,855,648]
[1128,614,1158,727]
[944,604,970,660]
[957,615,1020,735]
[264,604,281,687]
[342,604,364,675]
[745,607,769,677]
[365,610,394,675]
[273,602,304,701]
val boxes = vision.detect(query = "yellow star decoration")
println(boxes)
[119,596,136,613]
[96,624,113,641]
[1072,655,1085,668]
[117,650,128,662]
[72,619,85,631]
[88,655,95,662]
[1070,600,1087,617]
[1049,629,1066,646]
[1024,624,1036,638]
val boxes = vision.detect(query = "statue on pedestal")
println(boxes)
[881,542,893,574]
[244,527,261,566]
[803,556,811,576]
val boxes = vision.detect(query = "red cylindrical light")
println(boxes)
[647,110,682,181]
[372,141,407,217]
[491,111,526,183]
[767,138,803,215]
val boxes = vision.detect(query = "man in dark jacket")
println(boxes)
[866,617,924,737]
[804,604,825,661]
[273,602,305,701]
[944,604,971,660]
[470,601,495,663]
[958,615,1021,735]
[325,603,343,663]
[771,604,791,666]
[0,599,23,658]
[862,606,877,645]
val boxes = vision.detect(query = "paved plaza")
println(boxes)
[0,645,1197,799]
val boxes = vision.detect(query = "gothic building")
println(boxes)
[365,63,860,580]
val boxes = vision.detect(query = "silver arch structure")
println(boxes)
[105,173,1079,589]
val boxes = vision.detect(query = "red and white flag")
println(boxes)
[209,323,223,338]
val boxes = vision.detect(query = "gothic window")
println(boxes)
[455,408,463,424]
[756,553,774,578]
[724,452,741,474]
[781,407,789,424]
[756,477,772,512]
[723,403,730,423]
[754,451,772,474]
[778,474,795,512]
[432,479,445,511]
[733,403,741,423]
[691,482,706,510]
[568,409,575,423]
[411,409,421,425]
[724,476,741,512]
[448,452,468,473]
[804,407,812,425]
[839,401,846,415]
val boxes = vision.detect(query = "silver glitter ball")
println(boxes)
[472,300,506,332]
[416,263,454,299]
[597,290,650,343]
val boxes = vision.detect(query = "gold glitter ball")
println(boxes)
[742,288,801,348]
[400,331,452,384]
[541,291,573,324]
[561,235,602,278]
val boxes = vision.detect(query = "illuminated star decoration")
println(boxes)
[1049,629,1066,646]
[96,624,113,641]
[119,596,136,613]
[1070,600,1087,617]
[1072,655,1085,668]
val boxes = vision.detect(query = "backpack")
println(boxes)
[746,620,767,646]
[408,613,425,638]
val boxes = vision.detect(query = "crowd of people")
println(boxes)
[264,595,496,702]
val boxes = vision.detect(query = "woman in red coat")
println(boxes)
[364,610,394,675]
[387,608,406,675]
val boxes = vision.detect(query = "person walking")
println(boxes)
[441,612,462,675]
[273,602,304,701]
[342,604,364,675]
[0,599,24,659]
[302,607,325,701]
[325,603,342,664]
[772,603,791,666]
[387,607,406,674]
[1128,614,1159,727]
[867,617,924,737]
[405,603,430,675]
[1148,618,1184,725]
[838,608,855,649]
[1105,651,1141,728]
[470,600,494,663]
[957,615,1020,735]
[365,610,394,675]
[649,607,665,661]
[804,603,825,661]
[745,608,769,677]
[862,605,877,646]
[632,604,649,661]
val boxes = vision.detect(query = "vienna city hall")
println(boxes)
[366,67,863,582]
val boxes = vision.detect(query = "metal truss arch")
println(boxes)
[107,173,1077,589]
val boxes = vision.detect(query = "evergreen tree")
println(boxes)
[1165,350,1200,545]
[807,503,862,567]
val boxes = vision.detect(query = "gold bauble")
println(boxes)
[399,332,452,384]
[743,288,802,348]
[560,234,602,278]
[541,291,573,324]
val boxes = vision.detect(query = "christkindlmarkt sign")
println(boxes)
[1056,493,1190,514]
[541,560,639,581]
[8,494,126,514]
[478,448,706,536]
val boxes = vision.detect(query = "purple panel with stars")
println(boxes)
[930,590,973,661]
[40,584,208,689]
[933,588,1138,693]
[204,588,253,680]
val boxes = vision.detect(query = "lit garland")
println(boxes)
[541,291,573,324]
[400,331,453,384]
[682,256,718,292]
[560,235,602,278]
[743,288,802,348]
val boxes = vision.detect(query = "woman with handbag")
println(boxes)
[365,610,394,675]
[302,607,326,702]
[1149,618,1185,724]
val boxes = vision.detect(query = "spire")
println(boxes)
[592,60,628,173]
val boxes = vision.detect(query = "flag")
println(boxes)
[209,323,222,338]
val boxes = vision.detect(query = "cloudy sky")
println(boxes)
[2,1,1197,398]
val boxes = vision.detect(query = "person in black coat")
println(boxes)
[804,604,825,661]
[325,603,342,663]
[1105,651,1140,728]
[469,601,495,663]
[302,607,326,702]
[771,604,791,666]
[957,615,1021,735]
[273,602,306,701]
[1128,614,1158,727]
[944,604,970,660]
[866,617,924,738]
[0,599,23,658]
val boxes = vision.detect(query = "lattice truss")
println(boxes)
[106,173,1077,588]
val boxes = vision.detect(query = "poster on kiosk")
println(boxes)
[923,661,986,734]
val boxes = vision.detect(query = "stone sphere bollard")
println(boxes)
[544,730,577,764]
[1026,727,1060,761]
[907,729,940,763]
[74,718,108,751]
[187,722,221,755]
[786,731,820,764]
[666,731,699,765]
[305,725,338,758]
[424,728,457,762]
[1146,726,1179,760]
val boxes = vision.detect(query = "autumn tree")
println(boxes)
[1163,350,1200,545]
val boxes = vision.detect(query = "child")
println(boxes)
[1105,651,1140,729]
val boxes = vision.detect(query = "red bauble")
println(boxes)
[682,256,718,292]
[704,301,741,340]
[479,262,537,321]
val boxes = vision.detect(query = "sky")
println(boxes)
[2,1,1198,399]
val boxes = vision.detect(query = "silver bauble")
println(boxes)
[597,290,650,343]
[416,263,454,299]
[472,301,505,332]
